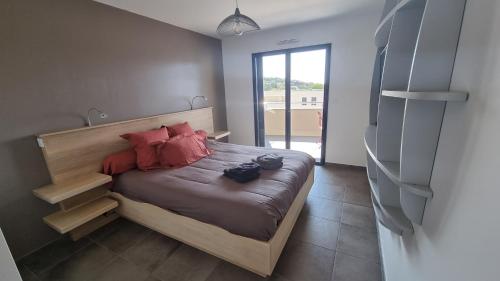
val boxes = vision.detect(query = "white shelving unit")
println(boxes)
[367,0,468,235]
[382,91,468,101]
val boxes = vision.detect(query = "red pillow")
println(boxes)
[194,129,208,144]
[167,122,194,137]
[102,148,137,175]
[157,134,211,167]
[120,127,169,170]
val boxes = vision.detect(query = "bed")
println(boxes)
[35,107,315,276]
[113,140,314,241]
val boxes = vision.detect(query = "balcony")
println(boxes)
[264,101,323,161]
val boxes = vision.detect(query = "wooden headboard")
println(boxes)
[37,107,214,184]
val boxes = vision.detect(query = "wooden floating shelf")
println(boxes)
[374,0,417,47]
[382,90,469,101]
[43,197,118,234]
[369,179,413,235]
[33,173,112,204]
[69,212,120,241]
[207,130,231,140]
[364,126,433,198]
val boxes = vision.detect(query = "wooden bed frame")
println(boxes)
[35,107,314,276]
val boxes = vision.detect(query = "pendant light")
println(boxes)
[217,0,260,36]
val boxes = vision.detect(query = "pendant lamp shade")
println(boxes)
[217,3,260,36]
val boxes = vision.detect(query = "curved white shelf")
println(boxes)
[370,180,413,235]
[368,178,380,202]
[364,125,377,153]
[365,126,400,184]
[382,90,469,101]
[374,17,391,47]
[402,183,433,198]
[373,199,403,235]
[383,205,413,234]
[379,160,400,183]
[374,0,416,47]
[364,126,433,198]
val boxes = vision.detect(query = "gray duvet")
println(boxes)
[113,141,315,241]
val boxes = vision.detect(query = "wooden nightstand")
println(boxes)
[207,130,231,142]
[33,172,119,240]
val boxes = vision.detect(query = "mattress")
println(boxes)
[113,141,315,241]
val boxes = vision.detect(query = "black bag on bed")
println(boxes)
[252,153,283,170]
[223,162,261,183]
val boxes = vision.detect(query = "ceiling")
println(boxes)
[95,0,378,38]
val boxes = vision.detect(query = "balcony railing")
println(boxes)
[264,107,323,137]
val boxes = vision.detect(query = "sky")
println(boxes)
[262,49,327,83]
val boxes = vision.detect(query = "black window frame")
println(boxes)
[252,43,332,165]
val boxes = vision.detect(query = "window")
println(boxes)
[301,97,307,106]
[311,97,317,106]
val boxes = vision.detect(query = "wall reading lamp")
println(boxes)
[189,96,208,110]
[86,107,108,126]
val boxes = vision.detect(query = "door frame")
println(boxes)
[252,43,332,165]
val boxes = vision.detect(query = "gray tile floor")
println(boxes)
[18,165,381,281]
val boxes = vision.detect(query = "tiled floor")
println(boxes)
[18,165,381,281]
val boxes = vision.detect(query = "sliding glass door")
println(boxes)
[253,44,331,164]
[262,53,287,147]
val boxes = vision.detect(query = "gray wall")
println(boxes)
[0,0,226,259]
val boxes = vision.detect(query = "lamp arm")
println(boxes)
[87,108,98,126]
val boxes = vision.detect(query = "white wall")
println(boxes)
[0,229,21,281]
[222,7,382,166]
[380,1,500,280]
